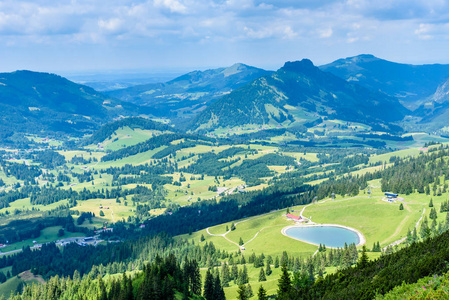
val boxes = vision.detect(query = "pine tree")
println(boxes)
[203,269,214,300]
[429,198,434,207]
[412,228,418,242]
[277,262,292,298]
[265,261,272,276]
[275,256,280,268]
[239,237,244,246]
[191,260,202,295]
[399,203,404,210]
[97,275,107,300]
[406,229,412,245]
[213,274,226,300]
[237,285,248,300]
[245,283,254,298]
[293,257,300,273]
[357,245,369,269]
[221,262,230,287]
[259,267,266,281]
[257,285,268,300]
[231,264,239,282]
[241,265,249,284]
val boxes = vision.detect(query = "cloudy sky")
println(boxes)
[0,0,448,74]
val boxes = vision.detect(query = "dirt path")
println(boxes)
[205,209,282,249]
[381,215,410,245]
[382,208,426,250]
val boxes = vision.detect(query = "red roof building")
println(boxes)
[286,213,301,220]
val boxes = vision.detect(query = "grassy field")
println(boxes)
[182,209,325,259]
[179,177,436,261]
[0,198,70,216]
[0,271,44,299]
[303,195,421,247]
[90,127,165,151]
[71,198,135,224]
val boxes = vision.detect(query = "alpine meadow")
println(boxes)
[1,1,449,300]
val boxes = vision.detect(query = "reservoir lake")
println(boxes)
[284,225,360,248]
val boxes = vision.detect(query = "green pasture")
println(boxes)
[71,198,135,224]
[302,196,421,247]
[92,146,166,169]
[90,127,164,151]
[0,198,70,224]
[0,276,23,298]
[0,271,44,299]
[180,209,318,259]
[369,148,423,164]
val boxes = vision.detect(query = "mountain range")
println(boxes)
[106,63,272,119]
[320,54,449,109]
[190,59,408,132]
[3,55,449,140]
[0,70,140,138]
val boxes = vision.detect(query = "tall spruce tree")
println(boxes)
[259,267,266,281]
[203,269,214,300]
[258,285,268,300]
[213,274,226,300]
[277,262,292,298]
[237,285,248,300]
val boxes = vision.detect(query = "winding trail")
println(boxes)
[382,208,426,251]
[205,209,283,249]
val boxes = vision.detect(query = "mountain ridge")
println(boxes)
[0,70,140,138]
[191,59,409,132]
[320,54,449,108]
[106,63,273,119]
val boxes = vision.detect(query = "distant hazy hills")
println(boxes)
[191,59,408,132]
[4,55,449,140]
[320,54,449,109]
[107,63,272,118]
[0,70,139,137]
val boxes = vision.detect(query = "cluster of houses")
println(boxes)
[94,227,113,234]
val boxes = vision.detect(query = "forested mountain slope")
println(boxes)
[191,59,408,132]
[320,54,449,109]
[107,63,272,118]
[0,70,140,137]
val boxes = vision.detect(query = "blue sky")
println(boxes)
[0,0,448,73]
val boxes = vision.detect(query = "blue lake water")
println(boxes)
[285,226,360,248]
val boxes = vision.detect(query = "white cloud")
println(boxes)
[153,0,188,14]
[98,18,124,33]
[318,28,333,38]
[0,0,449,71]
